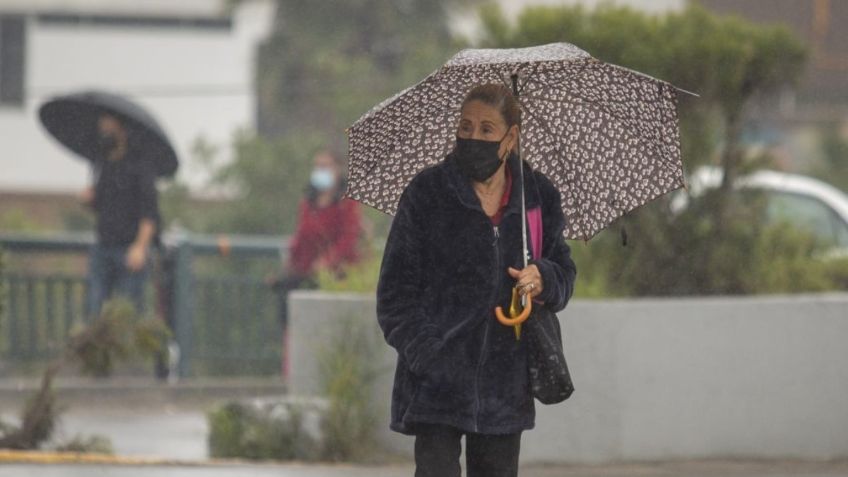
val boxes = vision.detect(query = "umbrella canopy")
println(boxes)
[346,42,686,240]
[39,90,179,178]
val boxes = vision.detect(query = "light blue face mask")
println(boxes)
[310,168,336,191]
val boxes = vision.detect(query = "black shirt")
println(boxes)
[92,154,159,246]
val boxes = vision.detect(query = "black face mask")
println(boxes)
[453,133,509,183]
[97,133,118,158]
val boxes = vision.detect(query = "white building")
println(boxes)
[0,0,274,194]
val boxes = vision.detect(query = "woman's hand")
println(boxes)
[507,265,543,299]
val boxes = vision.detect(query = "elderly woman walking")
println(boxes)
[376,83,577,477]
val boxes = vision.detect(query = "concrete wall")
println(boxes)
[289,291,848,464]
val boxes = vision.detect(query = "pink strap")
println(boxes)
[527,207,543,260]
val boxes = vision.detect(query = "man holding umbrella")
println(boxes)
[81,113,160,316]
[40,91,178,318]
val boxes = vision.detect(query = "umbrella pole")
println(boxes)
[493,74,535,340]
[514,73,529,340]
[511,74,529,270]
[495,73,533,340]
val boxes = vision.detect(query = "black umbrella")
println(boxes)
[39,90,179,177]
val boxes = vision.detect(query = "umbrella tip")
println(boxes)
[676,87,700,98]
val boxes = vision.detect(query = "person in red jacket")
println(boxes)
[288,150,362,279]
[270,149,363,327]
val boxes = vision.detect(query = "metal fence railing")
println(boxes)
[2,272,86,364]
[0,231,288,379]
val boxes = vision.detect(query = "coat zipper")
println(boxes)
[473,224,500,432]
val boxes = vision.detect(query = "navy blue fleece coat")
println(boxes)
[376,152,577,435]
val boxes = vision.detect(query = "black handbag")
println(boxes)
[525,305,574,404]
[525,207,574,404]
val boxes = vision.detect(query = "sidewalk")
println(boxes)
[1,378,847,476]
[0,459,847,477]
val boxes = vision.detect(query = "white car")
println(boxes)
[671,167,848,254]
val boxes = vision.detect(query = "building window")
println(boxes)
[0,15,26,107]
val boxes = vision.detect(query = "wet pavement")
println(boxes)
[56,408,208,460]
[2,379,847,476]
[0,463,412,477]
[44,409,848,477]
[2,460,848,477]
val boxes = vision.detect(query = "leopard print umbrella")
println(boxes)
[346,42,685,240]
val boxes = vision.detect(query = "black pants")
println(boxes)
[270,274,315,328]
[414,424,521,477]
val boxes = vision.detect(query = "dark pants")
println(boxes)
[87,243,150,318]
[271,274,316,329]
[414,424,521,477]
[270,274,316,378]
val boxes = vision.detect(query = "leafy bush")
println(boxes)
[207,398,323,461]
[206,314,382,463]
[0,299,168,451]
[567,235,622,299]
[579,192,848,296]
[745,225,837,293]
[316,252,382,293]
[312,198,848,297]
[68,299,170,377]
[317,315,381,461]
[54,434,114,454]
[823,257,848,290]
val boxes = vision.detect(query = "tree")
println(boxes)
[479,4,805,188]
[810,125,848,193]
[202,131,324,235]
[256,0,472,141]
[658,6,806,226]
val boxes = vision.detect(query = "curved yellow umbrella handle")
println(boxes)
[494,296,532,326]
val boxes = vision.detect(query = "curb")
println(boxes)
[0,450,193,466]
[0,450,414,470]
